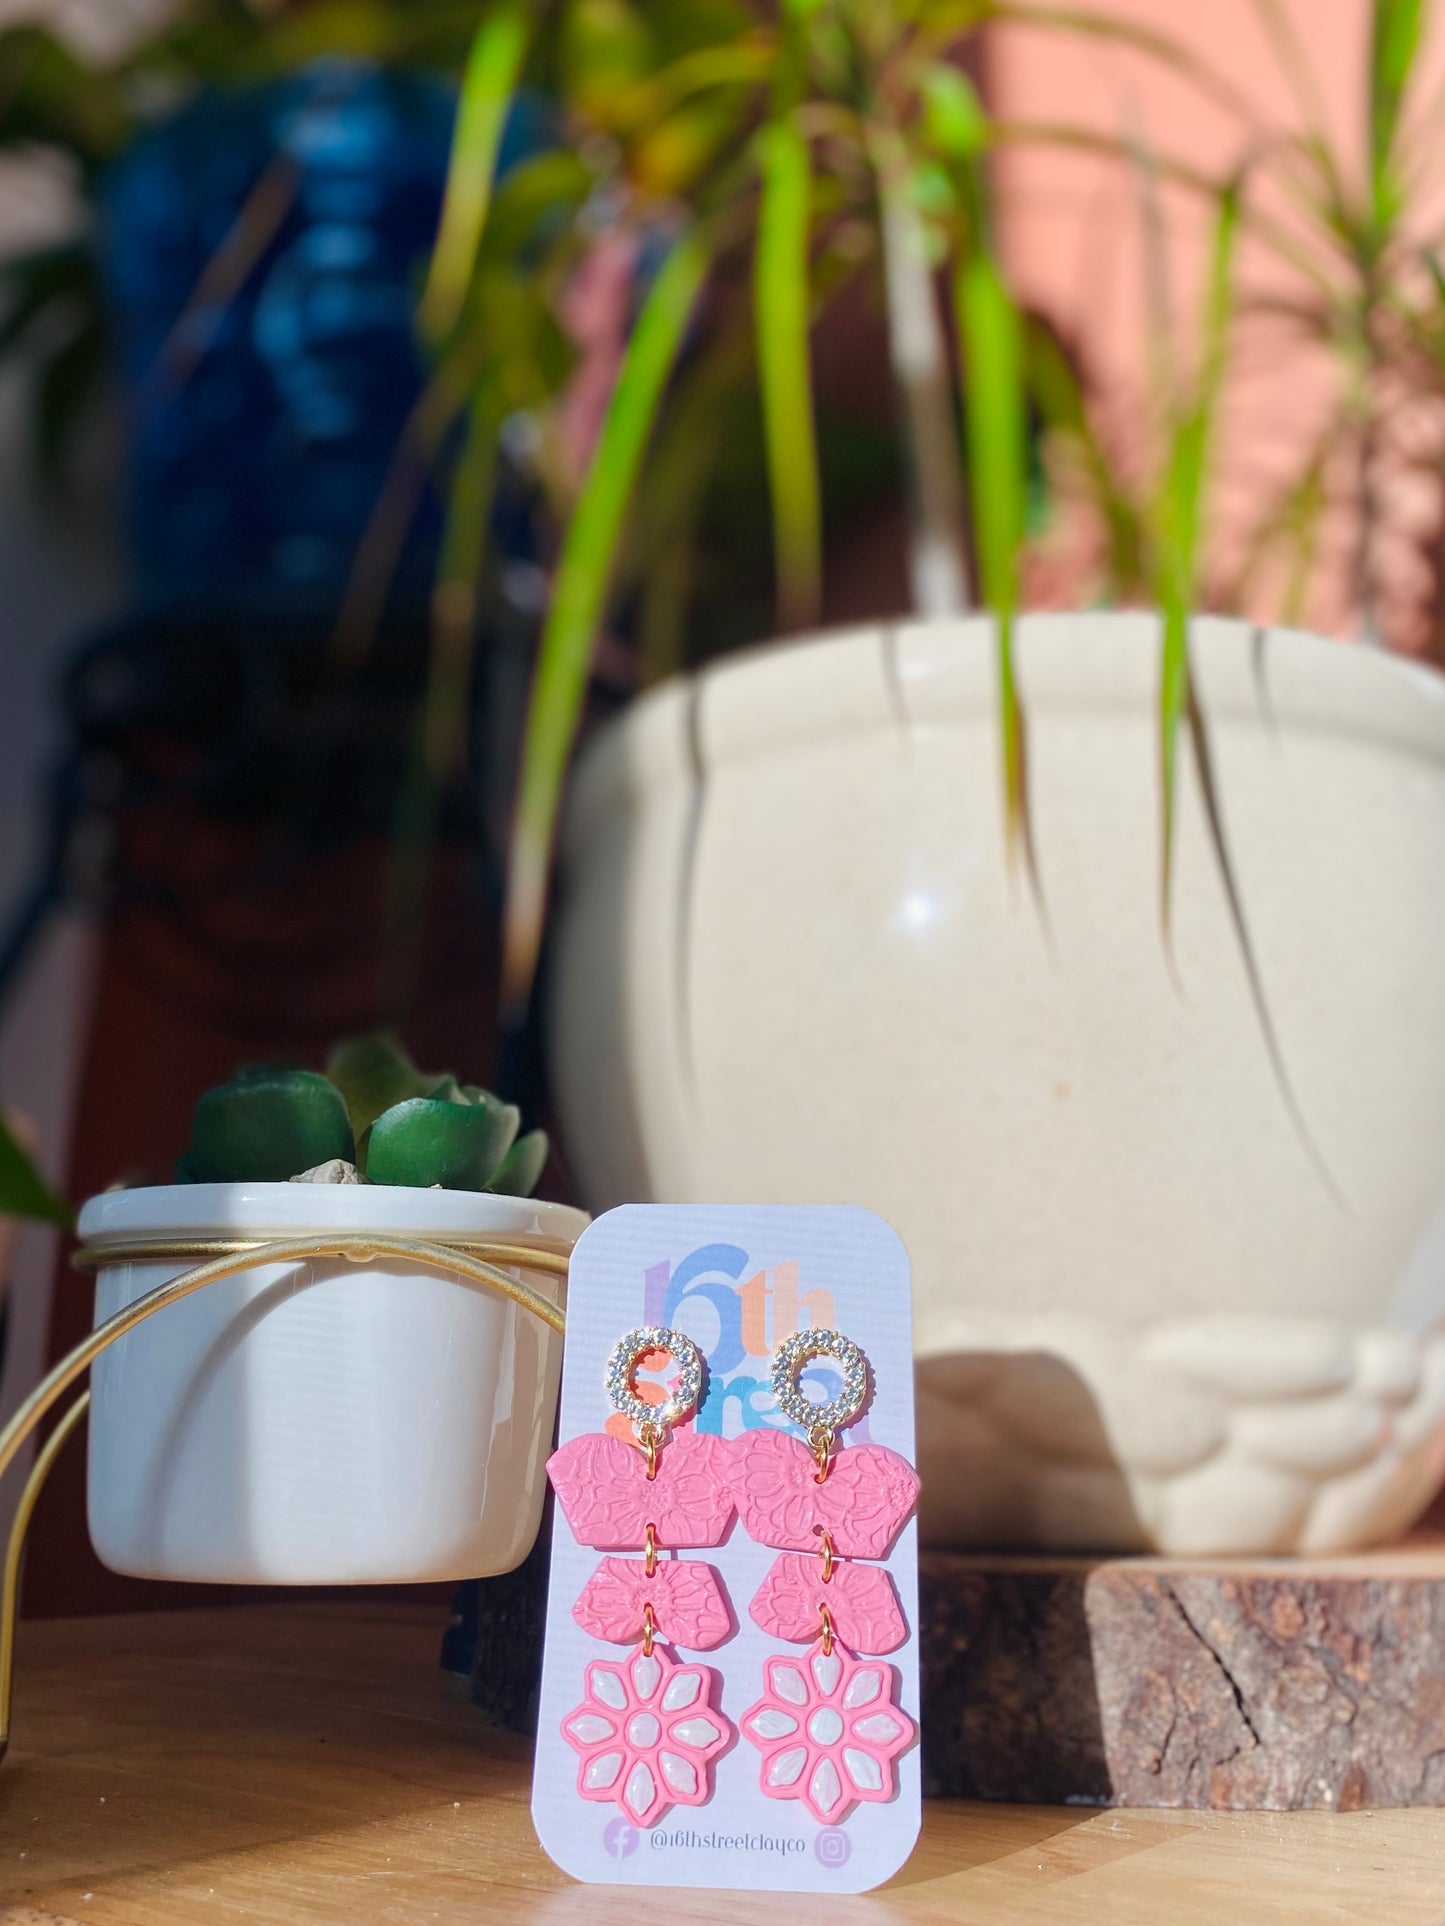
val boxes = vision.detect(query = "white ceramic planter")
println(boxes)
[548,612,1445,1556]
[77,1184,587,1584]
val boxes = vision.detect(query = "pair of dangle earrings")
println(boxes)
[548,1323,919,1830]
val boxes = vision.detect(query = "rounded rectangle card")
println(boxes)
[531,1204,920,1893]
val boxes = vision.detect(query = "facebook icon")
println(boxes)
[603,1817,639,1859]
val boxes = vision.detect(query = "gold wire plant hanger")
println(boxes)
[0,1231,571,1761]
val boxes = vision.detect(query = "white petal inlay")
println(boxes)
[592,1669,627,1710]
[772,1665,808,1705]
[810,1756,843,1814]
[812,1651,842,1696]
[843,1747,883,1792]
[808,1707,844,1746]
[748,1708,799,1741]
[670,1715,720,1748]
[853,1712,901,1743]
[624,1760,657,1818]
[843,1668,882,1710]
[584,1750,623,1790]
[659,1750,698,1796]
[631,1654,662,1701]
[766,1746,807,1787]
[567,1714,616,1745]
[627,1712,660,1749]
[662,1670,702,1712]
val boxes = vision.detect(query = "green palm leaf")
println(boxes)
[426,387,502,784]
[755,112,822,630]
[381,388,503,1008]
[1023,316,1148,600]
[1370,0,1424,233]
[419,3,530,345]
[928,68,1033,876]
[501,226,711,1017]
[1157,177,1239,932]
[957,245,1026,857]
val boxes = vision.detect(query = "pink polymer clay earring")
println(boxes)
[732,1329,919,1828]
[547,1326,735,1829]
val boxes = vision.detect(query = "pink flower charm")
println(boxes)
[750,1553,906,1654]
[548,1429,735,1549]
[561,1645,731,1827]
[574,1557,731,1650]
[741,1640,914,1825]
[729,1431,920,1557]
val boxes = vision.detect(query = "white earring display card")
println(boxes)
[531,1203,920,1893]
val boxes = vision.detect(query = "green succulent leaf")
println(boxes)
[325,1033,452,1141]
[487,1128,549,1198]
[0,1114,70,1228]
[185,1070,355,1183]
[365,1094,520,1191]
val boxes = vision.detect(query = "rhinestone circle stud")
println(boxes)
[605,1326,706,1431]
[770,1328,870,1433]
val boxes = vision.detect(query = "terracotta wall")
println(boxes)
[990,0,1445,653]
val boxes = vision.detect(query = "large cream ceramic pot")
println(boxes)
[78,1184,586,1584]
[548,613,1445,1556]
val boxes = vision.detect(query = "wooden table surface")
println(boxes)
[0,1602,1439,1925]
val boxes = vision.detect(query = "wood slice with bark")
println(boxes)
[919,1536,1445,1809]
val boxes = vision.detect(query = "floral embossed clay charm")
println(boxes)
[728,1431,920,1558]
[548,1325,736,1828]
[749,1551,907,1653]
[574,1556,732,1650]
[741,1643,915,1825]
[735,1327,920,1827]
[562,1647,730,1826]
[548,1427,735,1549]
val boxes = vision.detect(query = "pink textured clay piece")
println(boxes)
[547,1428,735,1549]
[574,1557,732,1650]
[562,1644,732,1828]
[749,1552,907,1654]
[728,1431,920,1557]
[741,1638,915,1826]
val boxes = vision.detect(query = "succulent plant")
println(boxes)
[179,1066,355,1184]
[366,1092,521,1191]
[177,1035,547,1195]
